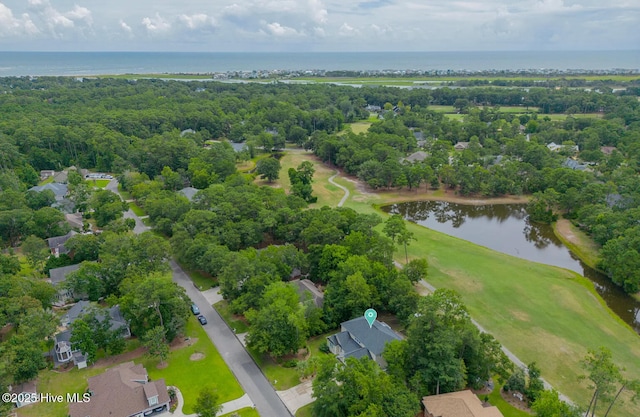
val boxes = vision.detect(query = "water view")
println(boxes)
[383,200,640,333]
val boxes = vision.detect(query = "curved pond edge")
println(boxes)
[375,198,640,335]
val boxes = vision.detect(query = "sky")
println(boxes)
[0,0,638,52]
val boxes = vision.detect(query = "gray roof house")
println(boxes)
[563,158,588,171]
[293,279,324,308]
[402,151,428,163]
[178,187,199,202]
[49,263,81,306]
[54,301,130,367]
[327,316,402,368]
[46,230,77,257]
[454,142,470,151]
[29,182,68,201]
[9,380,38,408]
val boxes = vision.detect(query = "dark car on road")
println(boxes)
[197,315,207,325]
[191,303,200,315]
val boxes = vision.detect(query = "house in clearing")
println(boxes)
[327,316,402,369]
[600,146,617,155]
[422,390,504,417]
[68,362,170,417]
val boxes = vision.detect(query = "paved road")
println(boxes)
[110,179,292,417]
[328,171,350,207]
[171,261,292,417]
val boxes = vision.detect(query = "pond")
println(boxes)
[382,200,640,334]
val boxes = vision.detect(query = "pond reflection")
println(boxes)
[383,200,640,333]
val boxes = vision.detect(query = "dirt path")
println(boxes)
[555,219,580,246]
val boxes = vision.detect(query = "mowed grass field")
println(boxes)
[267,150,346,208]
[18,317,243,417]
[290,152,640,417]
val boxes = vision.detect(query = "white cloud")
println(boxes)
[263,21,301,37]
[177,13,216,31]
[141,13,171,34]
[0,0,637,51]
[0,3,39,37]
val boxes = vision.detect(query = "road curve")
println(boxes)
[328,171,350,207]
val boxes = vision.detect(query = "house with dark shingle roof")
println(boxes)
[49,263,80,306]
[29,182,68,201]
[327,316,402,369]
[68,362,170,417]
[46,230,77,257]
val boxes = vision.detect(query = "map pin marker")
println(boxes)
[364,308,377,328]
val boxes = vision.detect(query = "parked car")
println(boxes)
[197,315,207,325]
[190,304,200,315]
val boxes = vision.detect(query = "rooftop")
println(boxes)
[423,390,504,417]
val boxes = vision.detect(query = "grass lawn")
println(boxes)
[346,122,371,134]
[128,201,146,216]
[18,367,104,417]
[221,407,261,417]
[295,403,314,417]
[280,151,640,416]
[428,104,456,112]
[486,380,532,417]
[214,300,250,334]
[444,113,465,121]
[117,185,132,200]
[141,316,244,414]
[543,113,603,121]
[246,330,338,391]
[19,318,243,417]
[265,150,345,208]
[553,219,601,270]
[38,176,54,186]
[86,179,111,188]
[181,261,218,290]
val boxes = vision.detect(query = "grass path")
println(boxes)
[282,150,640,417]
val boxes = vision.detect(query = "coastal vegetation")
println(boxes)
[0,76,639,416]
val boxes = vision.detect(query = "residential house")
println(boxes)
[178,187,199,202]
[422,390,504,417]
[562,158,588,171]
[365,104,382,112]
[9,381,38,408]
[454,142,470,151]
[53,301,131,368]
[65,212,84,230]
[402,151,428,163]
[293,279,324,308]
[28,182,68,202]
[46,230,77,257]
[53,170,68,184]
[547,142,579,153]
[327,316,402,369]
[68,362,170,417]
[412,130,427,148]
[40,170,55,181]
[180,128,196,137]
[48,264,81,306]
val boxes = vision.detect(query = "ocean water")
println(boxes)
[0,51,638,77]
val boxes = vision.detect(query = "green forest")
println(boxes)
[1,76,639,417]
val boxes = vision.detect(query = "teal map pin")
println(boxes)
[364,308,377,328]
